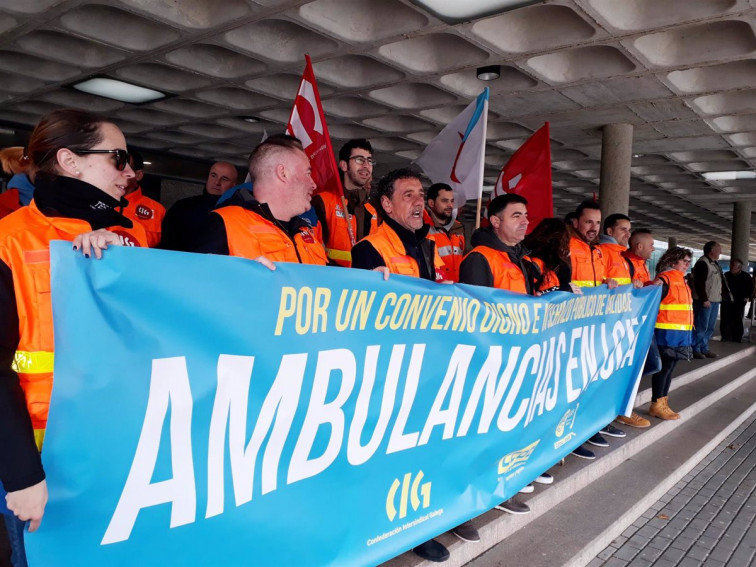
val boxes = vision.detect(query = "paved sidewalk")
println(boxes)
[591,413,756,567]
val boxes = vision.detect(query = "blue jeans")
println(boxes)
[693,300,720,353]
[2,513,28,567]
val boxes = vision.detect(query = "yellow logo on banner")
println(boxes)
[555,403,579,437]
[385,471,431,522]
[497,440,540,475]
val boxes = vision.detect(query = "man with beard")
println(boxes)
[312,139,378,266]
[194,135,326,266]
[424,182,465,282]
[569,199,619,456]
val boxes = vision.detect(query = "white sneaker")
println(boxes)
[519,483,534,494]
[535,473,554,485]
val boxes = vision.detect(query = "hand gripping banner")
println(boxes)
[27,242,661,566]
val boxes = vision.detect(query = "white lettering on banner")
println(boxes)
[102,358,196,545]
[206,354,307,518]
[103,316,648,543]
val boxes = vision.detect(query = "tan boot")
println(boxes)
[649,397,679,420]
[661,397,680,420]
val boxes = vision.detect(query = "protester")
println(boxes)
[0,109,147,566]
[160,160,238,252]
[120,148,165,247]
[352,168,464,562]
[425,182,465,282]
[691,241,731,358]
[460,194,548,516]
[622,229,654,287]
[311,139,378,266]
[0,147,35,219]
[722,259,754,343]
[599,213,633,286]
[568,200,619,455]
[194,135,326,267]
[649,247,695,420]
[522,217,573,294]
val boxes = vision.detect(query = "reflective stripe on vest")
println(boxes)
[658,304,693,311]
[572,280,599,287]
[655,322,693,331]
[613,277,632,285]
[436,244,464,257]
[327,248,351,262]
[13,350,53,450]
[12,350,54,373]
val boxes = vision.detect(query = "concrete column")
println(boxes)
[599,123,634,219]
[731,201,752,264]
[668,237,677,249]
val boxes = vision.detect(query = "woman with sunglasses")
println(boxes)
[648,247,695,421]
[0,109,146,566]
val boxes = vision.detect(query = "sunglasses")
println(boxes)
[73,149,130,171]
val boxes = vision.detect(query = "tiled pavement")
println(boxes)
[591,413,756,567]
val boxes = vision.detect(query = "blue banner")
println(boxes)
[26,242,661,566]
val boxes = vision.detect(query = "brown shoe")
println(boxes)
[661,397,680,419]
[616,412,651,428]
[649,397,679,420]
[704,351,718,358]
[693,351,706,359]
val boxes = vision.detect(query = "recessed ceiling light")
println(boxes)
[412,0,541,21]
[632,153,644,158]
[702,171,756,181]
[72,78,165,104]
[241,116,260,123]
[477,65,501,81]
[143,161,152,166]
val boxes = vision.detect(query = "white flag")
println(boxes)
[415,88,489,204]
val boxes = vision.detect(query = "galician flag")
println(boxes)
[286,54,344,198]
[415,88,489,205]
[493,122,553,233]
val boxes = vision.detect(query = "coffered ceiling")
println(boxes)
[1,0,756,250]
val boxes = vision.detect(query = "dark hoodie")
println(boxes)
[459,227,533,294]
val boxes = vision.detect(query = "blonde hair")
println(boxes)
[0,146,32,175]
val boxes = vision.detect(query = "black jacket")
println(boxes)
[459,227,533,295]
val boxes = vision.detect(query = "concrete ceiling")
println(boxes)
[1,0,756,251]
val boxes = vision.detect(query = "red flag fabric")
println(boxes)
[286,54,344,197]
[493,123,552,233]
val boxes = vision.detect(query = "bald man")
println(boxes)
[194,135,326,266]
[161,160,239,251]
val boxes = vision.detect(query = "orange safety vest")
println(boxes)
[359,222,444,279]
[424,211,465,283]
[463,246,529,293]
[214,205,327,265]
[0,201,146,449]
[122,187,166,248]
[570,237,605,287]
[655,269,693,347]
[622,251,651,284]
[529,257,561,293]
[318,191,378,267]
[600,242,631,285]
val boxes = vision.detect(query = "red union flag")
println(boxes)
[493,123,553,233]
[286,54,343,197]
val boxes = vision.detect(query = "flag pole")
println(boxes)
[475,88,489,229]
[303,54,357,247]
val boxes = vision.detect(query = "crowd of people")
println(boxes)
[0,108,752,565]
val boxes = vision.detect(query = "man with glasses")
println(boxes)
[311,139,378,266]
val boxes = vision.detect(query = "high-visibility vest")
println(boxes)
[424,212,465,283]
[655,269,694,347]
[600,242,631,285]
[122,187,166,248]
[623,251,651,284]
[570,237,605,287]
[529,257,561,293]
[0,201,146,449]
[463,246,529,293]
[214,206,327,265]
[359,222,444,279]
[318,192,378,267]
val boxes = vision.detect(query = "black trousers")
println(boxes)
[651,355,678,402]
[721,300,747,342]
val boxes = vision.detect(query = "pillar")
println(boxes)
[731,201,752,264]
[668,237,677,249]
[599,123,633,219]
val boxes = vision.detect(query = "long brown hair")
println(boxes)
[523,217,570,271]
[655,246,693,275]
[26,109,112,178]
